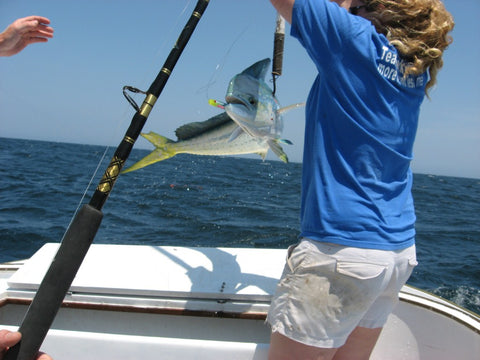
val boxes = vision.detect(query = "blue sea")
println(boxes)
[1,137,479,315]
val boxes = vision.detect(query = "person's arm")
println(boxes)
[0,330,53,360]
[0,16,54,57]
[270,0,295,23]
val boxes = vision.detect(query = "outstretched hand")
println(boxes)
[0,330,52,360]
[0,16,54,57]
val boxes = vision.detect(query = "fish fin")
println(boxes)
[267,139,289,163]
[122,132,175,173]
[228,126,244,142]
[277,102,306,115]
[241,58,271,80]
[175,113,233,140]
[256,150,268,160]
[279,138,293,145]
[141,131,173,147]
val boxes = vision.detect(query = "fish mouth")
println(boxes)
[225,96,254,120]
[224,95,256,142]
[225,95,253,111]
[225,95,257,123]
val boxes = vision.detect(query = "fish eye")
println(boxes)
[248,97,256,105]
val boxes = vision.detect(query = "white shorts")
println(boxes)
[267,238,417,348]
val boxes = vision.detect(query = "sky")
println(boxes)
[0,0,479,179]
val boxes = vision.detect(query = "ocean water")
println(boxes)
[1,137,479,315]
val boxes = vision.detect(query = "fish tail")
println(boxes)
[122,132,176,173]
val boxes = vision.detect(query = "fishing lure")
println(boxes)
[208,99,226,109]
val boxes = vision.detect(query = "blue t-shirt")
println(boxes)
[292,0,427,250]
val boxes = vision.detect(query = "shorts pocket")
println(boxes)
[336,261,387,280]
[402,256,418,282]
[285,241,318,273]
[286,243,304,273]
[408,257,418,268]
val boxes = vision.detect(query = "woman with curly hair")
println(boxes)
[266,0,454,359]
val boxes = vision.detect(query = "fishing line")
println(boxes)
[128,0,193,98]
[5,2,211,358]
[196,24,251,101]
[61,0,195,230]
[61,146,110,237]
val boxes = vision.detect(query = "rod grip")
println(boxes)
[4,205,103,360]
[272,14,285,76]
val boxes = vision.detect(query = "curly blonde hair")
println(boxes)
[363,0,454,95]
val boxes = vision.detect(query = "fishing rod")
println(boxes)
[272,13,285,95]
[4,1,210,359]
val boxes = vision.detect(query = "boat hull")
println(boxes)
[1,244,479,359]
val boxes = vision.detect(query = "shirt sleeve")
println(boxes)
[291,0,369,71]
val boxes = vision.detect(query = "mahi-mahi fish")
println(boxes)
[122,58,295,174]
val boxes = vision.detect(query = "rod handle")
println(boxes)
[272,14,285,76]
[4,205,103,360]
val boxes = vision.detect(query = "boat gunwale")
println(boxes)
[399,286,480,334]
[2,287,479,334]
[0,296,268,321]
